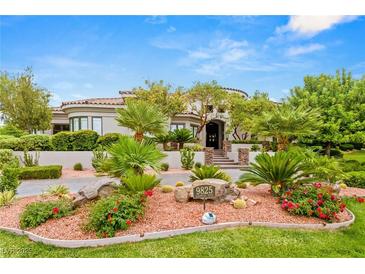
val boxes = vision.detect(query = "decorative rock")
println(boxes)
[73,181,117,207]
[247,199,259,206]
[202,212,217,225]
[191,179,228,200]
[174,186,191,203]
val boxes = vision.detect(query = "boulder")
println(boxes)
[174,186,191,203]
[191,179,228,200]
[73,181,117,207]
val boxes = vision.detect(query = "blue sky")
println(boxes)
[0,15,365,106]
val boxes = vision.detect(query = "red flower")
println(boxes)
[52,207,59,214]
[313,182,322,188]
[316,207,322,213]
[317,200,324,206]
[285,191,292,196]
[288,201,295,209]
[144,190,153,197]
[307,199,313,204]
[113,207,118,212]
[331,195,336,201]
[317,193,323,199]
[319,213,328,219]
[340,203,346,212]
[357,197,365,203]
[281,199,288,209]
[126,219,132,226]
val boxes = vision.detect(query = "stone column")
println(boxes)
[223,140,232,157]
[238,148,250,166]
[204,147,214,165]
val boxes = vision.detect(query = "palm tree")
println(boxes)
[171,128,195,149]
[252,104,322,151]
[238,151,308,195]
[116,100,168,142]
[106,136,166,177]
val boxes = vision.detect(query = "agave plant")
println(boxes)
[0,190,16,207]
[45,185,70,198]
[116,100,168,142]
[107,136,166,177]
[121,171,161,192]
[171,128,195,149]
[238,151,308,195]
[190,165,231,182]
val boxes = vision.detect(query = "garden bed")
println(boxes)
[0,185,354,242]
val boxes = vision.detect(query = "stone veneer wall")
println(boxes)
[204,147,214,165]
[223,140,232,157]
[238,148,250,165]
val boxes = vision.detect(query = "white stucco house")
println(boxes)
[48,87,251,149]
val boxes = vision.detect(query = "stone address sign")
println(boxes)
[193,185,216,200]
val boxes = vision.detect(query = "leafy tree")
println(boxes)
[288,69,365,155]
[252,104,322,151]
[116,99,168,142]
[132,80,187,118]
[0,68,52,133]
[227,91,274,140]
[186,80,228,136]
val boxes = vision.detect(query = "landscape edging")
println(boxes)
[0,208,355,249]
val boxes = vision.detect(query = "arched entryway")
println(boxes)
[205,120,224,149]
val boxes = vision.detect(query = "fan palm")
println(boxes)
[252,104,322,151]
[190,165,231,182]
[238,151,307,195]
[171,128,195,149]
[153,131,174,150]
[121,171,161,192]
[106,136,166,177]
[116,100,168,142]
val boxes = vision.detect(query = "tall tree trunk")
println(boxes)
[277,136,289,151]
[179,142,184,150]
[325,142,331,157]
[134,132,144,142]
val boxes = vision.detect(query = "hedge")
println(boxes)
[0,137,21,150]
[344,171,365,188]
[51,130,98,151]
[96,133,123,147]
[339,143,354,151]
[340,159,365,172]
[16,165,62,180]
[0,134,52,151]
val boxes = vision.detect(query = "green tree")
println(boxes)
[116,99,168,142]
[288,69,365,155]
[132,80,187,118]
[252,104,322,151]
[186,81,228,136]
[227,91,274,140]
[0,68,52,133]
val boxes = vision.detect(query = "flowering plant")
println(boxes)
[280,182,345,222]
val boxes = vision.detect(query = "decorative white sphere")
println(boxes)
[202,212,217,225]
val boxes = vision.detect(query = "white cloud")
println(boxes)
[276,16,358,37]
[286,43,325,56]
[145,16,167,25]
[167,26,176,33]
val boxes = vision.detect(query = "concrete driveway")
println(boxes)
[16,169,245,197]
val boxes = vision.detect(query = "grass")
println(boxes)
[344,150,365,163]
[0,198,364,258]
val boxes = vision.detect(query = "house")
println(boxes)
[49,87,249,149]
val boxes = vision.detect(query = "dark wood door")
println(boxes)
[206,122,219,149]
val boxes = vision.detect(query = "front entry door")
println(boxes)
[206,122,219,149]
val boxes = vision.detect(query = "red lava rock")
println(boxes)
[0,184,356,240]
[61,168,96,179]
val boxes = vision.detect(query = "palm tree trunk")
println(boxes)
[134,132,144,142]
[325,142,331,157]
[179,142,184,150]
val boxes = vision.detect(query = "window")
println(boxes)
[191,124,199,137]
[70,117,88,132]
[170,123,185,131]
[92,117,102,135]
[53,124,69,134]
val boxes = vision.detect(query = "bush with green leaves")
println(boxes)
[190,165,231,182]
[73,162,83,171]
[184,144,204,151]
[344,171,365,188]
[51,131,74,151]
[340,159,365,172]
[21,150,39,167]
[96,133,123,147]
[153,132,174,150]
[251,144,260,152]
[0,167,20,192]
[19,134,52,151]
[339,143,354,151]
[0,124,27,137]
[120,172,161,192]
[0,135,15,140]
[160,163,169,171]
[0,149,20,170]
[231,139,262,144]
[180,148,195,170]
[194,162,202,168]
[16,165,62,180]
[19,199,73,229]
[51,130,98,151]
[92,146,109,172]
[0,137,22,150]
[318,148,343,158]
[86,193,145,238]
[45,185,70,198]
[106,136,166,176]
[0,190,16,207]
[171,128,194,149]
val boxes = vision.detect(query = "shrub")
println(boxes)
[171,128,194,149]
[280,183,345,222]
[0,149,20,170]
[353,143,363,150]
[17,165,62,180]
[344,171,365,188]
[160,163,169,171]
[161,185,174,193]
[190,165,231,182]
[231,139,262,144]
[233,199,246,209]
[0,124,27,137]
[71,130,98,151]
[236,181,247,189]
[251,144,260,152]
[96,133,123,147]
[0,137,21,150]
[180,148,195,170]
[86,193,145,237]
[19,134,52,151]
[73,162,83,171]
[0,135,15,140]
[45,185,70,198]
[340,159,365,172]
[21,150,39,167]
[19,199,73,229]
[121,172,161,192]
[339,143,354,151]
[0,167,20,192]
[175,181,184,187]
[0,190,16,207]
[51,131,74,151]
[194,162,202,168]
[318,148,343,158]
[92,146,109,172]
[184,144,204,151]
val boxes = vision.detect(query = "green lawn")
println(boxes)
[0,199,364,258]
[344,150,365,163]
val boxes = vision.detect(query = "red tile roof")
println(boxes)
[61,97,124,107]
